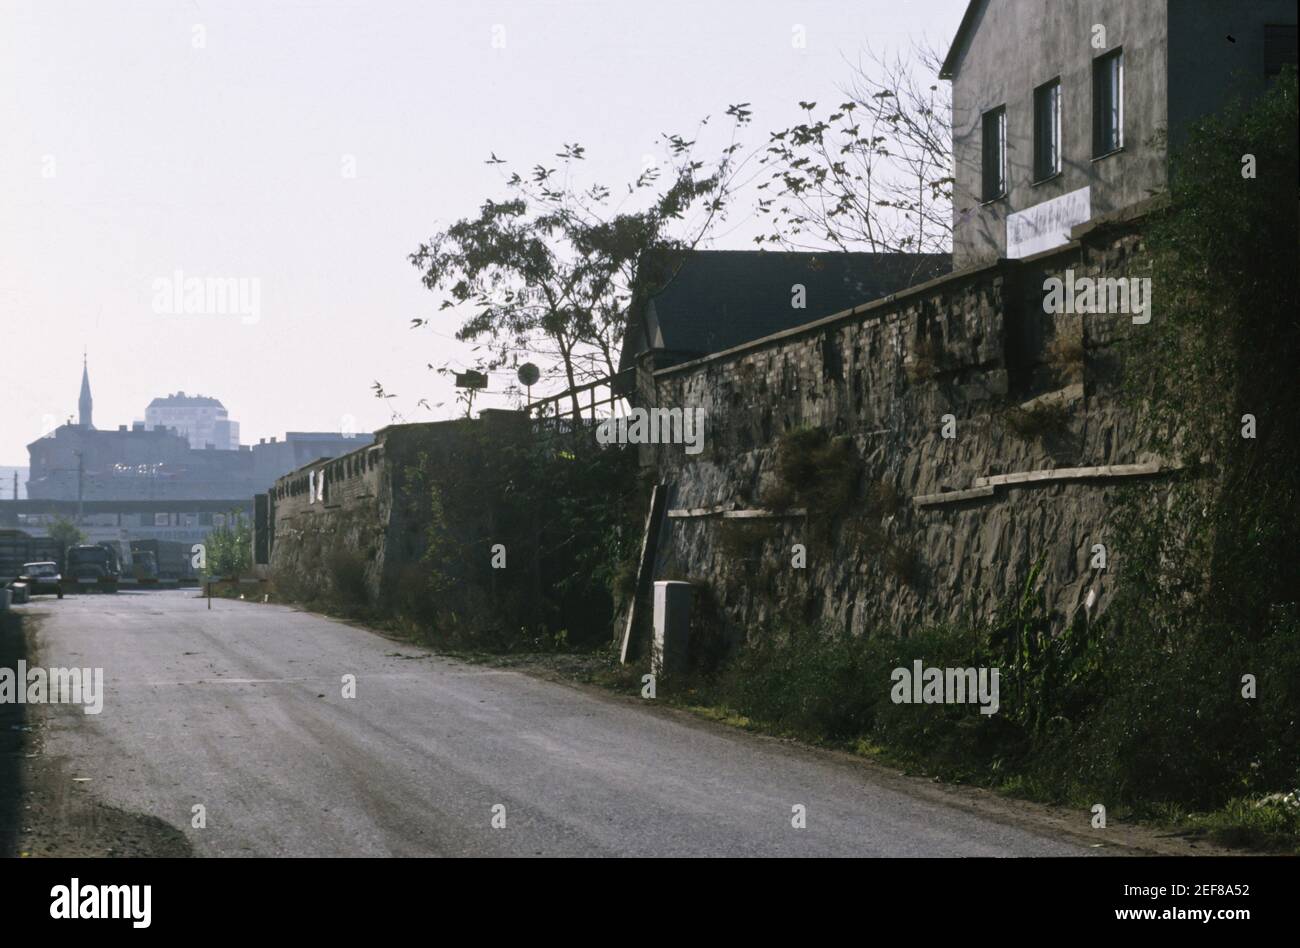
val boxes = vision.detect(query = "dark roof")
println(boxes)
[148,393,225,408]
[939,0,985,79]
[619,250,951,372]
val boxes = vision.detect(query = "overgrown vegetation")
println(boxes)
[762,427,860,515]
[1117,68,1299,643]
[640,557,1297,851]
[203,511,251,580]
[45,516,84,562]
[1045,331,1084,369]
[1001,399,1072,439]
[394,423,645,651]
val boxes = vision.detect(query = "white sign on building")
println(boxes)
[1006,186,1091,258]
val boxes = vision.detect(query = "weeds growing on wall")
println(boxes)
[766,427,861,513]
[1001,399,1071,439]
[398,422,644,650]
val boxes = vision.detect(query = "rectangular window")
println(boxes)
[981,105,1007,201]
[1093,48,1124,156]
[1033,79,1061,181]
[154,512,169,526]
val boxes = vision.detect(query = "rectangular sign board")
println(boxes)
[1007,186,1091,258]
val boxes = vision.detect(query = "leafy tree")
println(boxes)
[409,109,752,418]
[205,511,251,580]
[757,42,953,259]
[46,516,85,561]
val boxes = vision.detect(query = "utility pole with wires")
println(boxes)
[75,450,84,526]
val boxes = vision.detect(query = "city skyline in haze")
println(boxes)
[1,0,966,465]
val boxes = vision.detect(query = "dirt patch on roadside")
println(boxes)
[0,610,191,858]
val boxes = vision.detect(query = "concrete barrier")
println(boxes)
[0,588,10,611]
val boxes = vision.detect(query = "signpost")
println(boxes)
[517,362,540,406]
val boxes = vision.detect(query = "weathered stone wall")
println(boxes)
[645,211,1165,638]
[267,412,532,609]
[268,435,390,602]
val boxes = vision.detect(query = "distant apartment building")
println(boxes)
[942,0,1297,267]
[144,392,240,450]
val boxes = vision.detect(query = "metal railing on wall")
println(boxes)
[525,369,634,437]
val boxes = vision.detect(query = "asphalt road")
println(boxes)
[21,589,1088,857]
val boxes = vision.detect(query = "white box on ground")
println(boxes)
[651,580,693,676]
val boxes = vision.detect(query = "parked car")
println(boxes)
[0,529,63,585]
[16,561,63,598]
[66,544,120,592]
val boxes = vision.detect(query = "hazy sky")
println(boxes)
[0,0,965,465]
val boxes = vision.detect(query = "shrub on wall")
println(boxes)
[395,421,643,650]
[763,426,861,518]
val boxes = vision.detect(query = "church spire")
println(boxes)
[78,349,93,428]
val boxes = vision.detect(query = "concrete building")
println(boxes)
[144,392,240,451]
[942,0,1297,267]
[23,419,281,502]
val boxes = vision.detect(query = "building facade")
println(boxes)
[143,392,240,451]
[943,0,1297,267]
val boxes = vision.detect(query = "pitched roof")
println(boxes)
[939,0,986,79]
[619,250,952,372]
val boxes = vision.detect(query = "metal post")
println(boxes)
[75,450,84,526]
